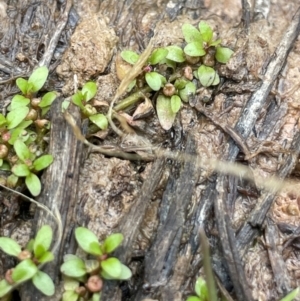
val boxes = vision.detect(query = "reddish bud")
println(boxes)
[85,275,103,293]
[5,269,14,285]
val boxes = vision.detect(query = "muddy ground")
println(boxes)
[1,0,300,300]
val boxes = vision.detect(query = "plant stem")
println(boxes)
[113,86,152,112]
[200,228,218,301]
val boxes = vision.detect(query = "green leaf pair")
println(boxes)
[12,140,53,196]
[74,227,123,256]
[61,227,131,283]
[0,226,55,297]
[72,82,97,109]
[182,21,233,65]
[16,66,49,96]
[71,82,108,131]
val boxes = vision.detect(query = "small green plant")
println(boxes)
[71,82,108,131]
[182,21,233,87]
[0,225,55,298]
[186,277,209,301]
[60,227,131,301]
[0,66,55,196]
[11,139,53,195]
[120,21,233,130]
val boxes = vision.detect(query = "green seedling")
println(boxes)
[71,82,108,130]
[16,66,49,97]
[119,21,233,131]
[60,227,131,301]
[182,21,233,87]
[186,277,209,301]
[11,139,53,196]
[0,225,55,298]
[0,66,55,196]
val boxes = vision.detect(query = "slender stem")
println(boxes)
[200,228,218,301]
[113,86,152,112]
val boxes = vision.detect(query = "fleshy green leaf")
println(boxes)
[0,114,6,127]
[34,225,53,258]
[170,95,181,113]
[6,107,29,129]
[37,251,54,263]
[33,155,53,171]
[82,82,97,102]
[26,239,34,252]
[63,278,79,291]
[7,174,18,188]
[198,65,218,87]
[101,257,122,279]
[165,45,185,63]
[60,258,87,278]
[0,280,13,298]
[91,293,101,301]
[8,121,32,145]
[62,291,80,301]
[195,277,208,299]
[89,114,108,130]
[148,48,168,65]
[10,95,30,110]
[199,21,213,43]
[210,39,221,46]
[28,66,49,93]
[12,164,30,177]
[117,264,132,280]
[16,78,29,95]
[121,50,140,65]
[182,24,203,43]
[215,46,234,63]
[14,139,31,161]
[280,287,300,301]
[32,271,55,296]
[84,259,100,274]
[72,92,85,109]
[75,227,102,256]
[0,237,22,257]
[25,173,41,196]
[12,259,38,283]
[174,78,187,90]
[156,94,176,131]
[179,81,196,102]
[186,297,202,301]
[103,233,124,254]
[212,72,220,85]
[145,72,162,91]
[184,42,206,57]
[39,92,57,108]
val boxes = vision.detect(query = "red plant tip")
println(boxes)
[85,275,103,293]
[18,249,32,261]
[143,65,152,73]
[1,131,11,142]
[163,83,176,97]
[0,144,8,159]
[5,269,14,285]
[99,254,108,261]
